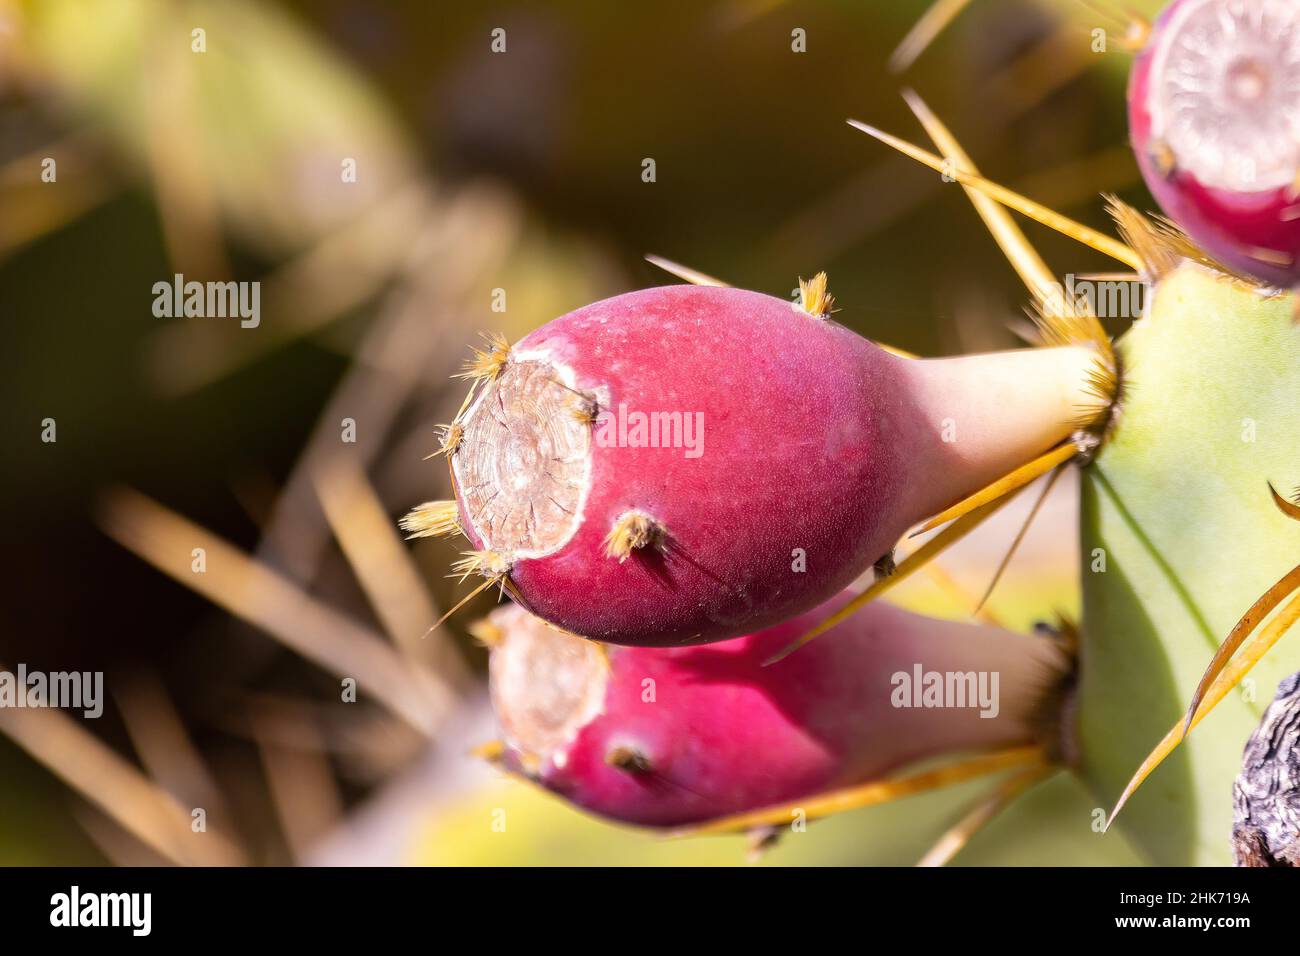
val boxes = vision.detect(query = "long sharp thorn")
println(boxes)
[974,465,1065,614]
[921,561,1004,627]
[454,380,480,422]
[644,255,730,287]
[428,574,503,634]
[1180,476,1300,733]
[1074,272,1142,282]
[847,120,1144,271]
[1180,561,1300,738]
[765,486,1028,665]
[889,0,976,73]
[917,761,1055,867]
[901,89,1057,307]
[672,744,1044,838]
[900,90,1114,387]
[913,441,1077,538]
[1107,589,1300,830]
[646,254,921,358]
[1268,480,1300,522]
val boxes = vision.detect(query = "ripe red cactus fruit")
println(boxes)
[1129,0,1300,288]
[409,277,1114,646]
[479,594,1071,828]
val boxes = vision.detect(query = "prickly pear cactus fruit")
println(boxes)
[1079,262,1300,864]
[407,1,1300,863]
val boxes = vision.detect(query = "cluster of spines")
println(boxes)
[399,499,461,540]
[602,509,667,563]
[452,330,511,383]
[796,272,836,318]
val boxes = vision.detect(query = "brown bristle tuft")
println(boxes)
[431,553,513,631]
[1105,196,1250,286]
[1071,354,1123,436]
[435,421,464,458]
[1025,299,1120,436]
[453,331,511,383]
[605,745,652,773]
[450,549,513,582]
[797,272,836,318]
[571,394,601,426]
[399,500,462,540]
[603,510,666,562]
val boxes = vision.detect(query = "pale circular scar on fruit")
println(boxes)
[1147,0,1300,193]
[487,605,607,761]
[453,358,592,558]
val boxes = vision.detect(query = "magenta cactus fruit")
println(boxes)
[425,281,1106,646]
[1129,0,1300,287]
[483,594,1069,827]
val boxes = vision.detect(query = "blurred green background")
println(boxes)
[0,0,1164,865]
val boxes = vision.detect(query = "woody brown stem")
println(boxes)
[1232,672,1300,867]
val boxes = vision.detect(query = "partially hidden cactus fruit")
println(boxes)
[1129,0,1300,289]
[409,280,1114,646]
[480,594,1071,828]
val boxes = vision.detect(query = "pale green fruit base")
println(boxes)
[1078,263,1300,865]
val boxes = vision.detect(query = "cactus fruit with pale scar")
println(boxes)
[411,281,1114,646]
[395,0,1300,864]
[1128,0,1300,289]
[480,596,1070,829]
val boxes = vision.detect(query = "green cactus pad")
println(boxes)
[1079,262,1300,865]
